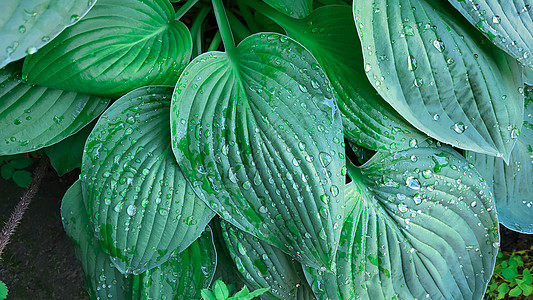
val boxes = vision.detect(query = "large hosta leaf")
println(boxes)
[61,180,217,299]
[22,0,192,98]
[81,86,214,274]
[249,2,426,152]
[0,63,109,156]
[263,0,312,19]
[0,0,96,68]
[448,0,533,70]
[466,86,533,233]
[354,0,524,159]
[220,220,315,300]
[305,145,499,300]
[171,32,345,270]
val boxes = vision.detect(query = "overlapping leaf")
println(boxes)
[448,0,533,69]
[466,86,533,233]
[0,63,109,156]
[220,220,315,300]
[0,0,96,68]
[263,0,312,19]
[22,0,192,98]
[81,86,214,274]
[354,0,524,159]
[305,145,499,299]
[61,180,217,299]
[250,2,426,151]
[171,33,345,270]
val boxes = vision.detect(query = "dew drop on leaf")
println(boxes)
[406,176,421,190]
[451,122,467,133]
[319,152,332,167]
[398,203,408,213]
[433,39,445,52]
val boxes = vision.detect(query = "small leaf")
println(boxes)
[0,63,109,156]
[22,0,192,97]
[7,156,32,169]
[0,280,7,300]
[522,284,533,296]
[1,165,14,180]
[202,289,218,300]
[502,267,519,281]
[12,170,32,188]
[245,287,270,298]
[509,286,522,297]
[214,279,230,300]
[0,0,96,68]
[45,123,94,176]
[523,269,532,285]
[82,86,215,274]
[354,0,524,159]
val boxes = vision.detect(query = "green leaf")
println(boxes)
[263,0,312,19]
[0,63,109,156]
[214,279,230,300]
[220,220,314,300]
[509,286,523,297]
[0,0,96,68]
[448,0,533,70]
[81,86,215,274]
[170,32,345,270]
[253,3,426,151]
[7,156,32,169]
[44,122,94,176]
[304,145,499,300]
[202,289,218,300]
[523,268,532,285]
[244,287,270,299]
[354,0,524,159]
[0,280,7,300]
[522,283,533,296]
[1,165,14,180]
[497,282,510,295]
[466,87,533,233]
[22,0,192,98]
[12,170,31,188]
[61,180,217,299]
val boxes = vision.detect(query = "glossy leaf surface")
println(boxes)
[305,145,499,300]
[81,86,214,274]
[263,0,312,19]
[0,0,96,68]
[354,0,524,159]
[220,220,315,300]
[254,3,426,151]
[466,86,533,233]
[0,63,109,156]
[22,0,192,98]
[448,0,533,69]
[171,33,345,270]
[61,180,217,299]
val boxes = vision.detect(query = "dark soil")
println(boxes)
[0,164,532,299]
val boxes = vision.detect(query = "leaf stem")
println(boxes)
[190,6,211,57]
[175,0,201,20]
[211,0,235,54]
[239,0,293,30]
[225,8,252,42]
[0,156,49,258]
[237,1,259,33]
[207,31,222,51]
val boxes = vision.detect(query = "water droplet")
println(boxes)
[407,56,417,71]
[319,152,332,167]
[298,84,308,93]
[127,205,137,216]
[470,201,477,208]
[41,36,50,42]
[70,14,80,23]
[433,114,440,121]
[406,176,421,190]
[404,25,415,36]
[432,153,449,172]
[409,139,417,147]
[365,63,372,72]
[242,181,251,190]
[511,128,520,139]
[26,47,37,55]
[410,155,418,162]
[292,158,300,166]
[433,39,445,52]
[18,25,26,33]
[414,78,423,87]
[259,206,268,214]
[451,122,467,133]
[228,168,237,183]
[398,203,408,213]
[413,193,422,205]
[318,228,327,240]
[422,170,433,178]
[330,185,339,197]
[492,15,501,23]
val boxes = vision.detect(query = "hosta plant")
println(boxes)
[1,0,532,299]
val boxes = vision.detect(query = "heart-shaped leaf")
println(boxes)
[448,0,533,70]
[22,0,192,98]
[0,63,109,156]
[263,0,312,19]
[248,2,427,152]
[171,32,345,270]
[0,0,96,68]
[61,180,217,299]
[81,86,215,274]
[305,145,499,300]
[354,0,524,159]
[220,220,315,300]
[466,86,533,233]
